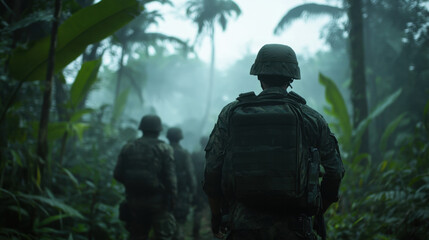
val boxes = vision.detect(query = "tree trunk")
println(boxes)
[113,45,126,110]
[37,0,62,168]
[347,0,369,154]
[200,23,215,134]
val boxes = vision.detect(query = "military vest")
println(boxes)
[222,91,321,215]
[121,138,165,194]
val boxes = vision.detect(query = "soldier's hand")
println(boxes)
[211,213,223,238]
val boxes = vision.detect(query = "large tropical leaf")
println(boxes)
[274,3,343,35]
[380,113,407,151]
[69,60,101,109]
[9,0,140,82]
[17,193,84,219]
[319,73,352,147]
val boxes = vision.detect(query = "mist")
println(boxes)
[1,0,428,239]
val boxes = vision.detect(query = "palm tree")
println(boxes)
[112,10,188,117]
[274,1,369,154]
[186,0,241,133]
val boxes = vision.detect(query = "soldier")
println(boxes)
[191,136,209,240]
[114,115,177,240]
[166,127,196,240]
[203,44,345,240]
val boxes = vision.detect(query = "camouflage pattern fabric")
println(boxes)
[204,87,345,231]
[226,220,316,240]
[114,136,177,240]
[170,143,196,240]
[170,142,196,223]
[191,149,207,210]
[191,148,208,239]
[125,209,176,240]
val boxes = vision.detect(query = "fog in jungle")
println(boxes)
[84,45,349,151]
[79,0,428,152]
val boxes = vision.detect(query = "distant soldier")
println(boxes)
[166,127,196,240]
[204,44,345,240]
[114,115,177,240]
[191,136,209,240]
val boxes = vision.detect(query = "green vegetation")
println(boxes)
[0,0,428,239]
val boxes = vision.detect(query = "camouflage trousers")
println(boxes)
[226,222,317,240]
[124,209,176,240]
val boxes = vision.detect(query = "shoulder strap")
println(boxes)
[288,91,306,104]
[236,91,257,101]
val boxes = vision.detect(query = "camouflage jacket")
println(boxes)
[203,87,345,229]
[114,136,177,200]
[191,148,206,203]
[170,143,196,196]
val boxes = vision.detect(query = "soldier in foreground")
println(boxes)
[191,136,209,240]
[166,127,196,240]
[204,44,345,240]
[114,115,177,240]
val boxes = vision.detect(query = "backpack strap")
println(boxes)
[236,91,257,101]
[288,91,307,105]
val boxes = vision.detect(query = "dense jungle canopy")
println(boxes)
[0,0,428,239]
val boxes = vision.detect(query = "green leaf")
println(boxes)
[9,0,140,81]
[36,214,71,228]
[11,150,23,167]
[318,73,352,147]
[380,113,407,151]
[352,153,371,166]
[353,89,402,153]
[46,122,68,141]
[111,89,130,124]
[69,108,94,122]
[69,60,101,109]
[274,3,344,35]
[61,167,79,188]
[7,205,29,220]
[71,123,90,141]
[17,193,84,219]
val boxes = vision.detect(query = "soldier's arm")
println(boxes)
[204,104,232,221]
[162,144,178,198]
[318,119,345,212]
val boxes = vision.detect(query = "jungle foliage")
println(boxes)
[0,0,428,239]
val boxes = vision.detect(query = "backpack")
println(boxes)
[121,138,164,193]
[222,92,321,215]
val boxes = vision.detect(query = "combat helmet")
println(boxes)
[139,115,162,132]
[167,127,183,142]
[250,44,301,79]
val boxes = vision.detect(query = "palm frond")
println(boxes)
[274,3,344,35]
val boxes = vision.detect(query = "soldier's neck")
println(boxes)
[143,132,159,139]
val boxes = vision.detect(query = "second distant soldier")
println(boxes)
[114,115,177,240]
[191,136,209,240]
[167,127,196,240]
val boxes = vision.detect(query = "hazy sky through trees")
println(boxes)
[147,0,333,69]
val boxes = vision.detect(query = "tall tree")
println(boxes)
[275,1,369,153]
[186,0,241,133]
[37,0,62,163]
[346,0,368,153]
[112,10,188,113]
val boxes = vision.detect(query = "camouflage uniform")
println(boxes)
[170,142,196,240]
[191,138,209,239]
[114,136,177,240]
[204,87,345,240]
